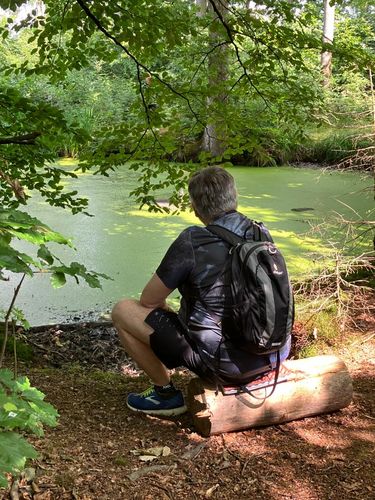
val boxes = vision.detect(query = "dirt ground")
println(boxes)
[1,322,374,500]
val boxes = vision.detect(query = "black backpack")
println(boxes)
[206,222,294,356]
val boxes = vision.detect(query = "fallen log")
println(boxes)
[187,355,353,437]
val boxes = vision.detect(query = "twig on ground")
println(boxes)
[351,333,375,345]
[127,464,176,482]
[26,340,67,358]
[181,442,207,460]
[10,480,19,500]
[221,435,243,462]
[29,320,113,332]
[241,457,251,476]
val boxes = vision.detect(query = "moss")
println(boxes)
[0,333,34,362]
[312,310,340,343]
[86,369,124,384]
[298,344,320,358]
[62,365,127,389]
[113,455,129,466]
[293,300,346,358]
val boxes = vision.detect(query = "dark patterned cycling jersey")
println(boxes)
[155,211,273,362]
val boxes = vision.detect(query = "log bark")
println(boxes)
[187,355,353,437]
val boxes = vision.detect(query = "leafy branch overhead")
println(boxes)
[0,132,41,145]
[1,1,374,206]
[0,86,90,212]
[0,209,109,288]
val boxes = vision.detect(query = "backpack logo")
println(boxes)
[273,262,283,276]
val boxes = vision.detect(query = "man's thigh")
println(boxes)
[146,308,209,378]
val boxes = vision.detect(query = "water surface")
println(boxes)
[1,164,372,325]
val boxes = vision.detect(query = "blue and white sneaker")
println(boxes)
[127,386,187,416]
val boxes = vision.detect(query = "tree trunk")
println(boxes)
[195,0,207,17]
[202,0,229,158]
[321,0,335,87]
[369,68,375,203]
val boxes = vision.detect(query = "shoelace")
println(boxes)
[139,386,154,398]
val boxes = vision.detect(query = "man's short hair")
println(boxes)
[188,166,238,223]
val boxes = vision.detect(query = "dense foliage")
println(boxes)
[0,1,373,206]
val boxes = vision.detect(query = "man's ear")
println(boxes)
[190,200,200,219]
[191,204,208,225]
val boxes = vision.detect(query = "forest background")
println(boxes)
[0,0,374,495]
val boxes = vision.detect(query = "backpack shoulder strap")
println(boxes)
[206,224,243,246]
[252,221,274,243]
[251,222,263,242]
[207,221,265,245]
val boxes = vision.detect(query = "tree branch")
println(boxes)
[207,0,273,111]
[0,131,41,145]
[75,0,204,126]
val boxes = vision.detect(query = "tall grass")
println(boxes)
[297,129,374,165]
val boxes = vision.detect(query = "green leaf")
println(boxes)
[37,245,54,265]
[0,371,58,434]
[0,474,7,488]
[0,210,72,247]
[50,263,110,289]
[0,369,17,391]
[0,240,34,275]
[0,431,38,485]
[3,402,17,412]
[50,272,66,288]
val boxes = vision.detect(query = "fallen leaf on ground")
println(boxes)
[205,484,219,498]
[131,446,171,459]
[139,455,158,462]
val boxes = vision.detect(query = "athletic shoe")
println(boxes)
[127,386,187,416]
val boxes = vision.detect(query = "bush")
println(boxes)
[0,369,58,487]
[299,130,374,165]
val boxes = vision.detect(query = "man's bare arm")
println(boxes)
[140,274,174,310]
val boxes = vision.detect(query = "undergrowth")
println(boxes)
[292,271,374,359]
[298,130,374,166]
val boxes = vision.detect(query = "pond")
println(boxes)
[1,163,373,326]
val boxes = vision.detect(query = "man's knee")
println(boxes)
[111,298,139,326]
[112,298,154,339]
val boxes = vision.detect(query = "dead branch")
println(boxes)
[0,169,26,200]
[0,274,26,367]
[127,464,176,482]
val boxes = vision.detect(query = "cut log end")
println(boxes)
[187,355,353,437]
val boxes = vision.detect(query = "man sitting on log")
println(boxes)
[112,166,291,416]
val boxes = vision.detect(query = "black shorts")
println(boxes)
[145,308,280,385]
[146,308,212,381]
